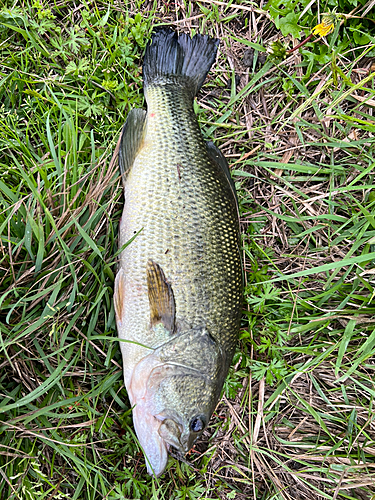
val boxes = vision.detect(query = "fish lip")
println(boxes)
[157,415,201,458]
[145,444,168,477]
[157,415,186,452]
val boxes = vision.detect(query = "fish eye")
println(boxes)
[190,416,205,433]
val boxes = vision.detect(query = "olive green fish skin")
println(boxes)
[116,78,242,474]
[118,81,242,367]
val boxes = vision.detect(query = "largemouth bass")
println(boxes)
[114,27,242,476]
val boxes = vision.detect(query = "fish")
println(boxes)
[114,27,242,477]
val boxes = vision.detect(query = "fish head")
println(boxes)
[155,370,213,454]
[129,342,220,477]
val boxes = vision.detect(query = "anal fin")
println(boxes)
[119,108,147,183]
[114,268,126,325]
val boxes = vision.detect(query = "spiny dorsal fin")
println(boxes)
[119,108,147,186]
[146,260,176,333]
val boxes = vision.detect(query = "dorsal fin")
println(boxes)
[146,260,176,333]
[206,142,236,197]
[206,141,239,209]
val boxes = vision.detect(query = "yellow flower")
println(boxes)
[312,13,336,37]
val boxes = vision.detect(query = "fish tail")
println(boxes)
[143,27,219,96]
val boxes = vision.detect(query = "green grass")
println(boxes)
[1,0,375,499]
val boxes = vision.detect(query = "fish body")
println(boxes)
[114,28,242,476]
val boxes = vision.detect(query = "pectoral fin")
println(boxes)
[119,108,147,184]
[147,260,176,334]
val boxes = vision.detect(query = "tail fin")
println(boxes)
[143,27,219,96]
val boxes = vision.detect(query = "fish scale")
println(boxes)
[114,28,242,476]
[119,85,241,352]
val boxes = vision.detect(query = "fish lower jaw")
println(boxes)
[132,401,168,477]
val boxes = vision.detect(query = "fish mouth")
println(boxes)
[132,403,169,477]
[129,357,202,475]
[129,357,176,476]
[133,404,190,476]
